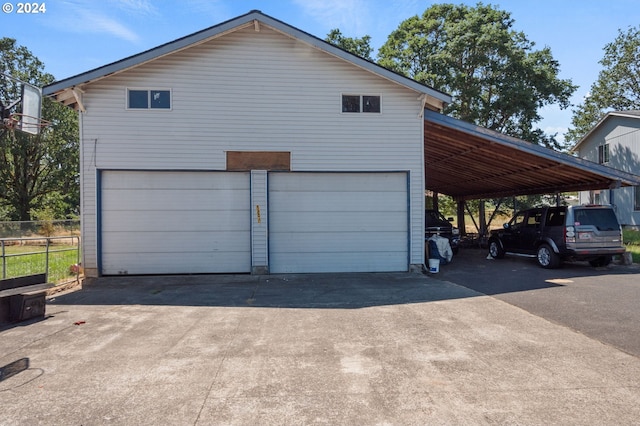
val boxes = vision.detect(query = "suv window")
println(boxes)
[526,211,542,227]
[546,209,566,227]
[573,208,619,231]
[510,211,526,229]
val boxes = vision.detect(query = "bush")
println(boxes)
[623,229,640,245]
[623,230,640,263]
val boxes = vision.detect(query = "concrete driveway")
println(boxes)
[2,272,640,425]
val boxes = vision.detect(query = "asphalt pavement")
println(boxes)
[2,271,640,425]
[438,247,640,357]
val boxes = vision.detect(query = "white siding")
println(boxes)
[251,170,268,272]
[79,25,425,274]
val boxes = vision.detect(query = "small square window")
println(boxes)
[341,94,381,113]
[150,90,170,109]
[342,95,360,113]
[128,89,171,109]
[363,95,380,113]
[128,90,148,109]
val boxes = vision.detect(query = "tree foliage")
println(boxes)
[565,26,640,144]
[0,37,79,221]
[325,29,374,61]
[377,3,576,149]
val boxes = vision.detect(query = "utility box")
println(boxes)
[9,293,46,322]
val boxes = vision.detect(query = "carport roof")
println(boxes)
[424,109,640,201]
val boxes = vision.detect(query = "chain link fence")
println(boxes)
[0,220,81,284]
[0,219,80,239]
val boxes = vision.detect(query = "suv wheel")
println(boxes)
[537,244,560,269]
[589,256,612,267]
[488,239,505,259]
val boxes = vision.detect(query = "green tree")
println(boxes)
[325,29,374,61]
[0,37,79,221]
[565,26,640,143]
[377,3,576,149]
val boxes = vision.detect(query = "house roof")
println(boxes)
[42,10,451,111]
[572,110,640,152]
[43,11,640,200]
[424,109,640,200]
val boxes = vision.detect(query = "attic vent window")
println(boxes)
[341,94,381,113]
[127,89,171,109]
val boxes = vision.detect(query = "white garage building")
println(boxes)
[45,11,640,277]
[45,11,451,276]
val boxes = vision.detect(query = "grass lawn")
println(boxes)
[1,244,80,283]
[623,230,640,264]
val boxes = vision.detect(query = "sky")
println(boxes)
[2,0,639,143]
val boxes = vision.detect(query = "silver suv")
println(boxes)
[488,205,626,268]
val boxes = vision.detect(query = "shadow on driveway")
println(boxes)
[46,253,581,310]
[39,246,637,311]
[49,272,485,309]
[435,246,637,296]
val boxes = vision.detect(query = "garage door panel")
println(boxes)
[270,212,407,232]
[269,231,406,252]
[270,251,407,273]
[102,210,250,232]
[102,189,247,211]
[101,171,250,275]
[271,172,405,191]
[269,172,408,273]
[103,171,249,190]
[102,251,249,275]
[269,191,407,212]
[102,231,250,253]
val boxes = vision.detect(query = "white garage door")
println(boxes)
[101,171,251,275]
[269,172,408,273]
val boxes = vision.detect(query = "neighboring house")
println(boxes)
[44,11,640,277]
[572,111,640,229]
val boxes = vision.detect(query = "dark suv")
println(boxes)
[426,209,460,254]
[488,205,625,268]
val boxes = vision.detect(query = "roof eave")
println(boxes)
[571,110,640,152]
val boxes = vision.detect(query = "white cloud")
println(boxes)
[112,0,158,15]
[51,1,142,43]
[292,0,371,35]
[183,0,229,20]
[79,10,141,42]
[289,0,427,52]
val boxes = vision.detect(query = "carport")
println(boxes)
[423,109,640,233]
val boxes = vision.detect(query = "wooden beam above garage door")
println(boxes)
[227,151,291,171]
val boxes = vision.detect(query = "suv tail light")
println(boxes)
[565,226,575,243]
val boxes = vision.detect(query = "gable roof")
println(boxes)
[424,109,640,200]
[43,10,451,111]
[572,110,640,152]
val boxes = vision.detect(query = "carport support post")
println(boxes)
[609,189,615,208]
[457,201,466,236]
[479,200,487,239]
